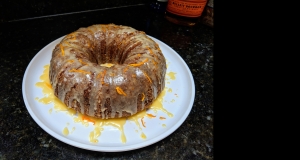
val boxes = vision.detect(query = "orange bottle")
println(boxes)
[164,0,208,26]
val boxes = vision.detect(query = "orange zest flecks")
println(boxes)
[109,72,114,76]
[117,40,125,49]
[78,59,87,65]
[67,59,74,63]
[96,73,101,79]
[143,71,152,83]
[147,46,158,59]
[70,33,76,40]
[152,60,158,66]
[87,42,93,49]
[116,87,126,96]
[141,93,145,101]
[82,115,95,125]
[59,44,65,56]
[65,41,72,46]
[155,43,162,52]
[159,116,166,120]
[100,70,106,84]
[146,113,156,118]
[123,66,129,73]
[155,42,161,50]
[117,43,121,49]
[69,69,90,75]
[141,117,146,127]
[128,58,148,67]
[147,47,154,55]
[87,41,91,48]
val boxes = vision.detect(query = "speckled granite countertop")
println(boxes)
[0,4,213,159]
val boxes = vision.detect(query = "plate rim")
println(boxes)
[22,35,195,152]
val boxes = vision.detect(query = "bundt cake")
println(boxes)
[49,24,166,119]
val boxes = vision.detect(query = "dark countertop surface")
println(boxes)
[0,4,213,160]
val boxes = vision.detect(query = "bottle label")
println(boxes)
[166,0,207,17]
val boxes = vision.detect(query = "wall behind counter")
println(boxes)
[0,0,152,23]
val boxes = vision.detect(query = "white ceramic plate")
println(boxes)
[22,35,195,152]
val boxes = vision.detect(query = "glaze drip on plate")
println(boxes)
[35,64,177,143]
